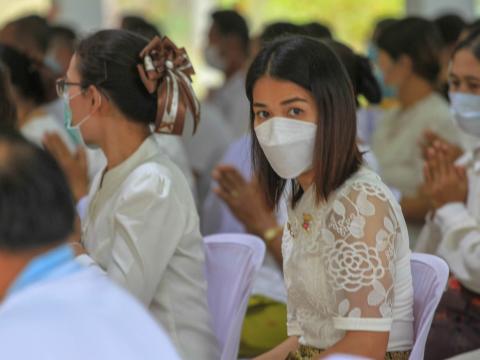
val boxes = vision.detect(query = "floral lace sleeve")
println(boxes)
[324,181,398,332]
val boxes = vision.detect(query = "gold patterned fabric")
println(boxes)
[287,344,411,360]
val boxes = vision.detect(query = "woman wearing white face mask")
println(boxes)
[418,31,480,360]
[248,37,413,360]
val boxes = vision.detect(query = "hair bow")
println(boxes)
[137,36,200,135]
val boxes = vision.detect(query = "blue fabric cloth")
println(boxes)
[8,244,81,295]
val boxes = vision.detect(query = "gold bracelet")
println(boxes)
[263,226,283,244]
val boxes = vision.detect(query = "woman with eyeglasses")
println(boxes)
[45,30,219,360]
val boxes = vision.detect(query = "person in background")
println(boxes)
[0,131,180,360]
[121,15,162,39]
[434,13,466,98]
[0,45,73,151]
[46,25,77,76]
[44,30,219,360]
[371,17,461,246]
[458,18,480,42]
[0,63,17,131]
[248,36,412,360]
[302,21,332,39]
[361,17,398,145]
[0,15,65,129]
[414,30,480,359]
[204,9,250,139]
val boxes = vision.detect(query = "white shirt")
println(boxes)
[416,145,480,294]
[21,113,75,152]
[82,135,219,360]
[0,266,180,360]
[284,167,413,351]
[206,70,250,139]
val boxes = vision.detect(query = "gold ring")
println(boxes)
[231,190,239,198]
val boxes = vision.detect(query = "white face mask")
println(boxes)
[204,45,226,71]
[254,117,317,179]
[449,92,480,137]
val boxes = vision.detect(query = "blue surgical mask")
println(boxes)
[44,53,63,75]
[449,92,480,137]
[367,43,398,99]
[62,92,99,149]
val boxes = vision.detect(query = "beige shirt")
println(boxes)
[81,135,219,360]
[284,167,413,351]
[372,93,460,197]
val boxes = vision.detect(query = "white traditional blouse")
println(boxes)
[283,167,413,351]
[81,135,219,360]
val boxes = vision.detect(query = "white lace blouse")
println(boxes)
[283,167,413,352]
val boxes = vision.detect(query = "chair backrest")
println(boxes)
[410,253,449,360]
[204,233,266,360]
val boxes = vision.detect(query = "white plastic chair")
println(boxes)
[204,233,266,360]
[410,253,449,360]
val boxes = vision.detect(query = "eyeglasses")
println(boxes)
[56,77,83,98]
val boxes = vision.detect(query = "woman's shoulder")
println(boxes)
[337,167,393,202]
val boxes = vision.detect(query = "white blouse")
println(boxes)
[81,135,219,360]
[283,167,413,351]
[416,145,480,294]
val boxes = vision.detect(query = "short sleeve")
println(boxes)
[324,182,398,332]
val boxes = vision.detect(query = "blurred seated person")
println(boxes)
[371,17,462,246]
[415,31,480,359]
[0,44,73,151]
[46,25,77,76]
[204,9,251,139]
[0,131,180,360]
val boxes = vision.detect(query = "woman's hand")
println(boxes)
[212,165,278,237]
[421,129,463,163]
[424,142,468,210]
[43,133,89,202]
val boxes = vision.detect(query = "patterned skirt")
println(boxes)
[287,344,411,360]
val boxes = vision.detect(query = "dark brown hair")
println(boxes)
[376,17,443,85]
[246,36,362,208]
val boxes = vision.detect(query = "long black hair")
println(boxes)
[246,36,362,208]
